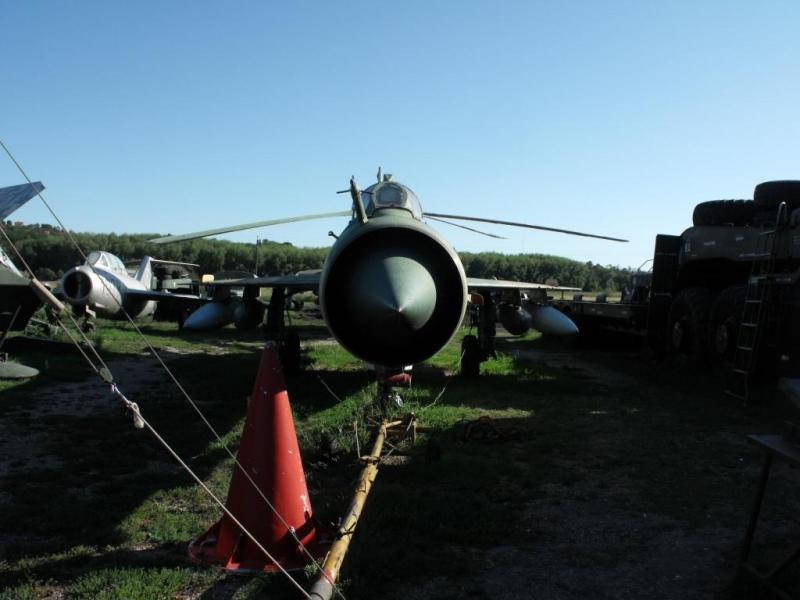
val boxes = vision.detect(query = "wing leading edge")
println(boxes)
[208,270,322,293]
[467,277,581,292]
[125,289,206,303]
[205,273,571,295]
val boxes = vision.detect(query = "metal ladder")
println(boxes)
[725,203,787,403]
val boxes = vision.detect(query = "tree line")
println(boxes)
[3,223,634,292]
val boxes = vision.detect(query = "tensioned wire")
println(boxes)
[0,220,314,599]
[0,140,344,599]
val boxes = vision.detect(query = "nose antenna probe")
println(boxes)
[335,176,369,223]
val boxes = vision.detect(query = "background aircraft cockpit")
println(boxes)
[87,251,127,275]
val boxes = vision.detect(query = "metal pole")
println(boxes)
[740,453,773,566]
[308,421,391,600]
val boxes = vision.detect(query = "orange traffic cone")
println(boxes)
[188,341,330,572]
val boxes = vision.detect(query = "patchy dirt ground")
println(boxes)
[372,342,800,600]
[0,357,170,478]
[2,330,800,600]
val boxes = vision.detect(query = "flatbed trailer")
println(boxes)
[552,180,800,401]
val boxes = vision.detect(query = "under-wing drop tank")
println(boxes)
[183,300,236,331]
[529,305,579,336]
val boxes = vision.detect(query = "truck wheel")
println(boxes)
[753,180,800,212]
[460,334,480,378]
[708,285,746,370]
[666,287,713,367]
[692,200,755,226]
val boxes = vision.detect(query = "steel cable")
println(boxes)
[0,142,344,599]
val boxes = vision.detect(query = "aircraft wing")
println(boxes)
[0,182,44,220]
[467,277,581,292]
[126,289,205,303]
[210,270,321,292]
[207,273,573,295]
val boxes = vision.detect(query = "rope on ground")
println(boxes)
[455,416,523,443]
[419,347,467,413]
[317,375,344,403]
[108,385,314,600]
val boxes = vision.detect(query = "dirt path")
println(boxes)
[0,355,173,478]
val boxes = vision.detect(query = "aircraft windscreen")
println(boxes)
[87,251,126,273]
[107,254,126,271]
[363,182,422,219]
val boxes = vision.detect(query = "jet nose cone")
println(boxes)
[348,254,437,333]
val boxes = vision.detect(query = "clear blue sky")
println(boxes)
[2,1,799,268]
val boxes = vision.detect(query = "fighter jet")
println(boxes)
[58,251,203,328]
[0,181,47,378]
[151,172,627,375]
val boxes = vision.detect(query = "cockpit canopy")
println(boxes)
[362,181,423,219]
[86,251,127,274]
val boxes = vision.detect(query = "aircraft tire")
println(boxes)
[692,200,755,226]
[280,332,301,374]
[666,287,713,367]
[460,334,480,378]
[177,307,193,331]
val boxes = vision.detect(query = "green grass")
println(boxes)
[1,315,798,598]
[69,567,217,600]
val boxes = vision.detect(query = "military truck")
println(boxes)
[554,180,800,400]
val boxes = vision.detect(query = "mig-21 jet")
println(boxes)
[152,171,627,377]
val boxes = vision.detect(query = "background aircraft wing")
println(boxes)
[467,277,581,292]
[126,290,206,302]
[425,212,628,243]
[149,212,351,244]
[210,270,321,292]
[0,182,44,220]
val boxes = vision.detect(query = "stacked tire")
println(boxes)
[692,200,755,226]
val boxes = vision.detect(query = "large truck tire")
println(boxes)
[753,180,800,212]
[666,287,713,367]
[707,285,746,371]
[692,200,755,226]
